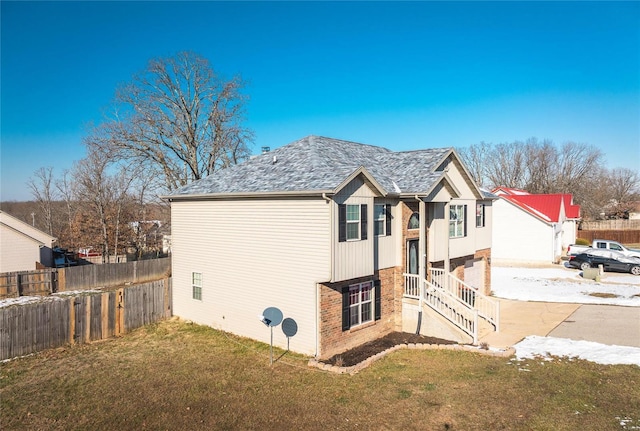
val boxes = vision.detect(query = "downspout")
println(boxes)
[415,196,426,283]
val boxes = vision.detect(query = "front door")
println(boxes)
[407,239,419,275]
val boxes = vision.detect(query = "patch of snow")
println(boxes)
[492,265,640,306]
[514,335,640,366]
[493,264,640,367]
[0,289,103,309]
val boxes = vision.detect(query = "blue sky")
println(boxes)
[1,1,639,201]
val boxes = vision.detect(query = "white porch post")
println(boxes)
[444,201,451,274]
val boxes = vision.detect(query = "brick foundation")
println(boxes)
[318,267,400,360]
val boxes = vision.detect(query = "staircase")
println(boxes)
[403,269,499,344]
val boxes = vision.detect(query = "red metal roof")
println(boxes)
[491,188,581,223]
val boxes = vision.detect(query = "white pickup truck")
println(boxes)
[567,239,640,258]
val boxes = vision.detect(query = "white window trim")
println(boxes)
[374,204,386,236]
[450,204,466,238]
[349,281,374,327]
[192,271,203,301]
[476,203,485,228]
[346,204,360,241]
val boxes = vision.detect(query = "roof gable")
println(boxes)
[169,135,471,199]
[0,211,56,245]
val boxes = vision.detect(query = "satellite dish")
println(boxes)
[261,306,284,366]
[261,307,283,327]
[282,318,298,338]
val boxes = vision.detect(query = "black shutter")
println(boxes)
[463,205,468,237]
[360,204,368,240]
[374,279,381,321]
[338,204,346,242]
[342,287,350,331]
[385,204,392,236]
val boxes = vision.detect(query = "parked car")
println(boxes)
[567,239,640,258]
[568,249,640,275]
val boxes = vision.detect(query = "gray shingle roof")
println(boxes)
[170,136,453,197]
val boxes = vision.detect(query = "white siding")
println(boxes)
[0,212,55,272]
[561,220,577,249]
[428,202,448,263]
[447,199,479,259]
[374,199,398,270]
[427,160,489,261]
[442,159,478,200]
[333,177,376,282]
[171,197,331,356]
[0,224,41,272]
[492,199,555,263]
[474,200,492,251]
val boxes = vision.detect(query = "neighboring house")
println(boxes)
[491,187,581,264]
[165,136,498,359]
[628,202,640,220]
[0,210,57,272]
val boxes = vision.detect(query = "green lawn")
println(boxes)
[1,319,639,430]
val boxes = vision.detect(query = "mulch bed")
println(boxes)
[325,332,457,367]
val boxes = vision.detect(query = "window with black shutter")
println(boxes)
[338,203,368,241]
[374,279,381,321]
[338,204,347,242]
[341,280,378,330]
[360,204,367,240]
[385,203,392,236]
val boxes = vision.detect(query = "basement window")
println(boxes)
[192,272,202,301]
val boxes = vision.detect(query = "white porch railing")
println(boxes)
[429,268,500,331]
[403,271,500,345]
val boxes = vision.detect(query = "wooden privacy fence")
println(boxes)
[0,279,172,361]
[0,258,171,299]
[580,220,640,230]
[577,230,640,245]
[61,257,171,292]
[0,269,57,298]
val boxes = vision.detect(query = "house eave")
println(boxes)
[162,189,337,202]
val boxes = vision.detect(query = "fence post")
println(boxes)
[133,261,138,284]
[84,296,91,343]
[69,297,75,345]
[101,292,109,340]
[164,277,171,318]
[115,288,124,336]
[57,268,66,292]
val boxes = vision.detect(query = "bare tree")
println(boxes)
[555,141,603,193]
[55,169,79,249]
[601,167,640,218]
[87,51,253,193]
[73,146,137,262]
[485,141,528,189]
[608,167,640,203]
[457,141,491,188]
[458,138,613,219]
[27,167,57,235]
[524,138,557,193]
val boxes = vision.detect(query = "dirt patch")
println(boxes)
[588,292,619,298]
[325,332,457,367]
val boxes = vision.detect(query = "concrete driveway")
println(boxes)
[479,299,640,349]
[548,304,640,348]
